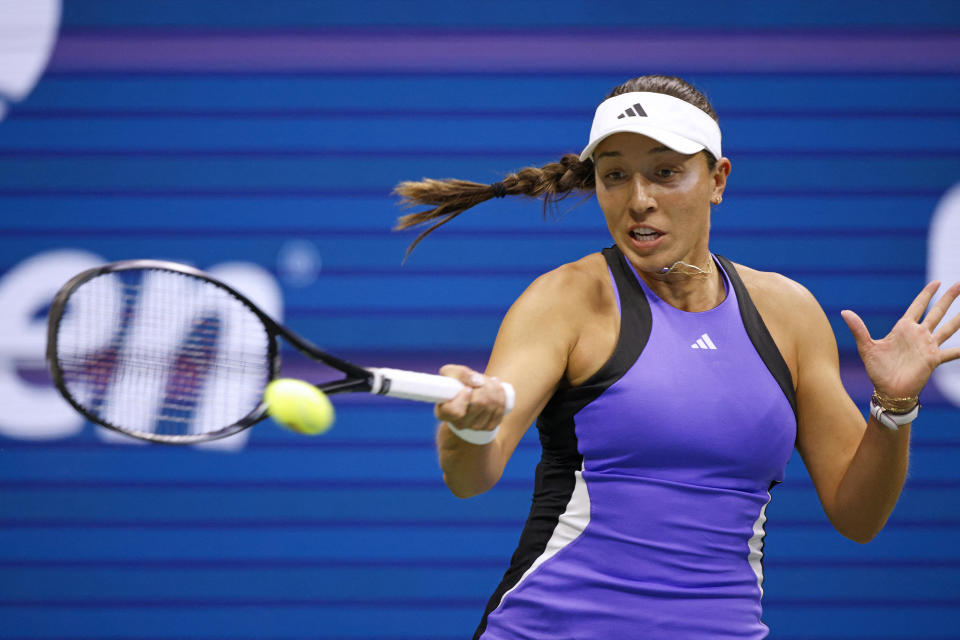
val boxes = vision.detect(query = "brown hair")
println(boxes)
[394,74,718,255]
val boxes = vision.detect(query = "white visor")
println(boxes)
[579,91,722,162]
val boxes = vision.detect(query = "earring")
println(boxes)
[712,196,723,205]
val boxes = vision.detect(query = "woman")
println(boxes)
[394,75,960,639]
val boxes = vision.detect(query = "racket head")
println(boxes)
[46,260,280,443]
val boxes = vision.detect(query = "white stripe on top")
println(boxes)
[747,494,772,598]
[497,464,591,606]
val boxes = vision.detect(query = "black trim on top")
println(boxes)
[473,247,653,639]
[714,255,798,418]
[536,247,654,431]
[471,455,579,640]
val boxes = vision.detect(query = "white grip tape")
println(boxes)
[368,367,515,414]
[444,422,500,445]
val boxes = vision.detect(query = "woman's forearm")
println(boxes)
[830,417,911,543]
[436,422,505,498]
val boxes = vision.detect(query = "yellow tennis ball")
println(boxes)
[264,378,334,435]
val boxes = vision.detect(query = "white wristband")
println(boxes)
[445,422,500,445]
[870,397,919,430]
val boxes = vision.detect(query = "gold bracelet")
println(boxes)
[871,389,919,414]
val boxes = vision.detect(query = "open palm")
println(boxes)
[842,281,960,399]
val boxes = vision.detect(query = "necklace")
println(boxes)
[655,258,716,279]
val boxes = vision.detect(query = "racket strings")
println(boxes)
[55,270,271,440]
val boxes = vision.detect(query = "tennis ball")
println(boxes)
[264,378,334,435]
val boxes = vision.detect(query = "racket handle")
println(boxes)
[368,367,515,414]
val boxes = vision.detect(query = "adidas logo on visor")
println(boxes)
[690,333,717,350]
[617,103,648,119]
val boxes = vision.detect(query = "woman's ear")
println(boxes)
[711,157,732,205]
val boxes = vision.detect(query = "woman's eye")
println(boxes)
[656,168,677,178]
[604,170,625,181]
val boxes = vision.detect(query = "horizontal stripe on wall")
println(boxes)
[2,555,959,571]
[12,108,960,120]
[60,0,960,28]
[0,308,906,353]
[1,156,954,191]
[1,517,958,532]
[1,555,959,571]
[0,237,931,273]
[0,564,955,602]
[0,231,931,272]
[2,475,958,491]
[2,116,958,152]
[2,525,959,564]
[0,444,955,484]
[0,606,480,639]
[0,194,943,232]
[45,32,960,73]
[1,483,952,524]
[21,75,960,112]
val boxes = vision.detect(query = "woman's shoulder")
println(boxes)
[727,262,831,382]
[528,252,610,300]
[504,252,618,386]
[546,251,609,281]
[508,252,613,323]
[728,261,833,360]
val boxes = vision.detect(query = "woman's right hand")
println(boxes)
[431,256,604,497]
[434,364,508,434]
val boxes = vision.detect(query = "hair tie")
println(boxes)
[490,182,507,199]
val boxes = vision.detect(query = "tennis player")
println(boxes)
[395,75,960,639]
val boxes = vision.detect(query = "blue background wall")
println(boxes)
[1,1,959,638]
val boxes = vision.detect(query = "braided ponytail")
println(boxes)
[393,74,717,256]
[394,153,595,257]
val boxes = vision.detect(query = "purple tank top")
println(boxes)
[475,247,797,639]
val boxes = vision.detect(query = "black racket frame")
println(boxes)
[46,259,376,443]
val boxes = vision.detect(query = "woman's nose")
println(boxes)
[628,177,656,213]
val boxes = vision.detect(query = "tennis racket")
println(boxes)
[46,259,514,444]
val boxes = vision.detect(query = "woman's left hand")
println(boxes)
[841,281,960,399]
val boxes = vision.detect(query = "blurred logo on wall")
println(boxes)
[0,0,60,122]
[0,250,283,451]
[929,182,960,408]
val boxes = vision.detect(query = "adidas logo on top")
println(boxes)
[690,333,717,350]
[617,103,648,119]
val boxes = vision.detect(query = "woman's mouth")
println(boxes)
[629,227,664,245]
